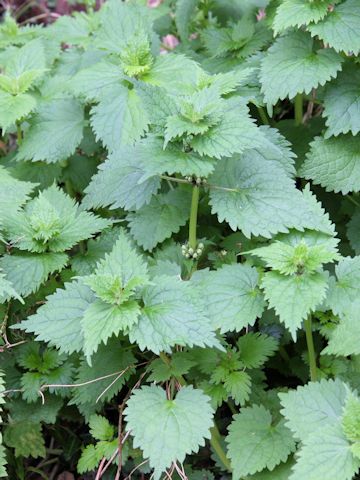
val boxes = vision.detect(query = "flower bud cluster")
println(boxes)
[181,242,204,259]
[184,176,207,186]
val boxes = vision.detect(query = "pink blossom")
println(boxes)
[256,8,266,21]
[162,34,180,50]
[147,0,162,7]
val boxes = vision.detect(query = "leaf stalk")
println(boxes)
[304,315,317,382]
[294,93,303,126]
[189,186,200,250]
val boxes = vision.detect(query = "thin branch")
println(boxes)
[95,447,118,479]
[124,459,148,480]
[96,367,130,403]
[2,388,24,396]
[41,369,130,391]
[347,194,360,208]
[39,389,45,405]
[160,175,190,185]
[3,367,136,397]
[19,12,60,25]
[160,175,244,194]
[0,339,26,352]
[174,462,188,480]
[95,456,107,480]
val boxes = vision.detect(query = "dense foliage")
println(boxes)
[1,0,360,478]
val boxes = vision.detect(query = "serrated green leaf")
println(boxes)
[4,421,45,458]
[149,352,195,382]
[189,98,262,159]
[83,147,161,211]
[90,86,149,151]
[261,270,329,338]
[260,30,342,105]
[0,91,36,131]
[308,0,360,55]
[71,228,121,276]
[21,371,43,402]
[17,342,65,373]
[253,125,296,177]
[138,137,216,179]
[8,396,62,424]
[0,270,23,303]
[0,166,34,218]
[129,276,221,354]
[326,256,360,316]
[17,280,95,354]
[4,39,45,76]
[94,1,153,55]
[342,392,360,445]
[248,230,339,275]
[17,98,85,163]
[143,54,204,94]
[248,459,295,480]
[208,152,320,238]
[273,0,332,35]
[301,135,360,194]
[300,183,337,236]
[0,252,68,297]
[237,333,278,369]
[279,378,348,441]
[94,229,149,285]
[223,371,251,405]
[291,423,360,480]
[135,81,177,128]
[226,405,295,479]
[124,385,214,479]
[175,0,198,41]
[49,12,95,47]
[324,300,360,357]
[89,414,115,442]
[194,264,265,333]
[82,299,140,362]
[3,184,111,253]
[127,188,190,251]
[69,61,122,100]
[201,18,270,60]
[77,444,102,474]
[323,64,360,137]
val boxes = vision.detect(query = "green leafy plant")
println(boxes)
[1,0,360,479]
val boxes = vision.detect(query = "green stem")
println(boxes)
[227,399,237,415]
[294,94,303,126]
[159,351,171,366]
[347,194,360,208]
[304,316,317,382]
[64,179,75,197]
[257,106,270,125]
[210,426,232,473]
[16,122,22,145]
[189,185,200,250]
